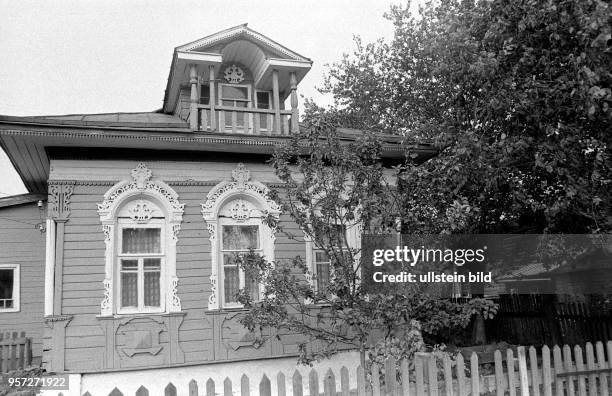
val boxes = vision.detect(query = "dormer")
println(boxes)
[163,24,312,135]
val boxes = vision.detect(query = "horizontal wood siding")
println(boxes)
[56,160,310,372]
[0,202,46,364]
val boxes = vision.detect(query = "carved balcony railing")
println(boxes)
[196,105,295,135]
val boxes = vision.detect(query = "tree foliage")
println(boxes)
[322,0,612,234]
[237,119,496,366]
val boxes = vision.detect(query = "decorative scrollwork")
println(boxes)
[229,199,250,221]
[127,200,153,223]
[48,182,75,220]
[131,162,152,190]
[232,163,250,189]
[168,277,181,311]
[101,279,112,313]
[224,64,245,84]
[208,274,218,308]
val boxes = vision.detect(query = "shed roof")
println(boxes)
[0,193,46,209]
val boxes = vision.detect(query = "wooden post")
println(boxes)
[290,71,299,133]
[209,65,216,130]
[189,64,198,130]
[272,69,281,134]
[53,219,66,314]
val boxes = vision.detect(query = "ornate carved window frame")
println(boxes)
[97,163,184,316]
[201,163,280,310]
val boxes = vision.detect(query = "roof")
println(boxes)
[163,24,312,113]
[0,115,438,194]
[176,23,311,61]
[0,112,188,129]
[497,263,558,282]
[0,193,46,209]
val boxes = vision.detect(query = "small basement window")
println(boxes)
[0,264,19,312]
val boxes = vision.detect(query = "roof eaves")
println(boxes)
[0,193,47,209]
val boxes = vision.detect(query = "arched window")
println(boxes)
[202,163,280,310]
[98,163,184,316]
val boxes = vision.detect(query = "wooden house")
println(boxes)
[0,25,435,394]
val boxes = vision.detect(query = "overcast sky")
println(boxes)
[0,0,418,196]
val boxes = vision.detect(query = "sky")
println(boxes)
[0,0,418,196]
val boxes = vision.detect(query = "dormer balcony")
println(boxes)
[164,24,312,135]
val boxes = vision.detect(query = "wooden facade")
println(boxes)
[0,198,46,365]
[0,25,436,384]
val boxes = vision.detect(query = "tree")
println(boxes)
[322,0,612,235]
[236,115,497,367]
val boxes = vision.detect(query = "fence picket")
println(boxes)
[542,345,552,396]
[371,364,381,396]
[309,369,320,396]
[415,356,425,396]
[517,346,529,396]
[278,372,286,396]
[293,371,303,396]
[400,359,410,396]
[189,380,198,396]
[563,345,576,396]
[260,375,271,396]
[340,367,350,396]
[507,349,517,396]
[357,366,366,396]
[428,354,438,396]
[242,374,250,396]
[224,378,233,396]
[206,378,215,396]
[136,385,149,396]
[443,354,453,396]
[323,369,336,396]
[456,353,466,396]
[529,346,540,396]
[575,345,587,396]
[494,350,504,396]
[165,383,177,396]
[596,342,609,396]
[553,345,564,396]
[585,342,597,396]
[108,388,123,396]
[385,357,397,396]
[470,352,479,396]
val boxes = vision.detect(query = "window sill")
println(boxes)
[96,311,185,320]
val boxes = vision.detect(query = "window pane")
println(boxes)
[200,85,210,105]
[144,258,161,270]
[315,251,330,263]
[256,92,270,109]
[144,271,160,307]
[222,225,259,250]
[222,86,248,100]
[245,271,259,301]
[259,114,269,130]
[0,269,14,300]
[122,228,161,254]
[316,263,331,290]
[224,266,239,303]
[121,272,138,308]
[121,259,138,270]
